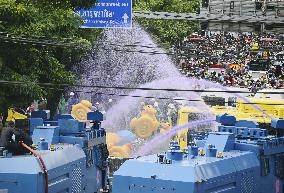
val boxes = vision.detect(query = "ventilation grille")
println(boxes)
[240,171,254,193]
[71,167,82,193]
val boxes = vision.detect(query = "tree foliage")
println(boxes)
[134,0,199,45]
[0,0,102,115]
[0,0,200,116]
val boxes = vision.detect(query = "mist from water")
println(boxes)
[78,22,269,155]
[133,119,216,157]
[78,22,268,124]
[103,77,213,131]
[79,22,180,102]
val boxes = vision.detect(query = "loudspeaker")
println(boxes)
[255,2,262,10]
[267,5,275,10]
[230,1,234,10]
[202,0,209,8]
[265,24,273,30]
[201,22,208,30]
[254,24,262,32]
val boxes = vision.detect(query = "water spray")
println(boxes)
[133,118,216,157]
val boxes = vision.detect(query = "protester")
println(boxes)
[67,92,79,113]
[177,32,284,91]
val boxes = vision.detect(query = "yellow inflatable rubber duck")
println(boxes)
[140,105,157,116]
[71,100,92,121]
[130,105,160,139]
[108,143,133,158]
[106,132,133,158]
[106,132,121,145]
[160,122,172,134]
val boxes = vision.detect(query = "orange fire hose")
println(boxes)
[20,142,49,193]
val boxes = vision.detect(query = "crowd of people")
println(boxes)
[176,32,284,91]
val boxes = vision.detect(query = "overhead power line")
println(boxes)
[1,31,281,60]
[1,79,284,94]
[0,32,87,49]
[80,91,284,106]
[100,42,168,50]
[0,31,171,48]
[0,32,176,57]
[99,46,171,55]
[3,82,284,106]
[0,31,175,56]
[133,10,284,24]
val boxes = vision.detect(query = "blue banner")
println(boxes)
[76,0,132,28]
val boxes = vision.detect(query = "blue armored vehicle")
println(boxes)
[112,114,284,193]
[0,110,109,193]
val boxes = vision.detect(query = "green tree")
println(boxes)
[0,0,102,117]
[134,0,199,46]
